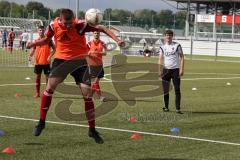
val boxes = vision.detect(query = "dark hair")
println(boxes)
[38,26,44,29]
[60,8,74,20]
[11,28,13,31]
[164,29,174,36]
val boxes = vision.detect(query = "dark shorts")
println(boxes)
[2,40,7,44]
[89,65,104,78]
[8,41,13,48]
[34,64,51,75]
[162,68,181,94]
[21,41,27,48]
[162,68,180,82]
[50,58,91,85]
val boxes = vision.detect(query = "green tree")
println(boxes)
[11,3,25,18]
[26,1,52,20]
[175,11,186,29]
[0,1,11,17]
[78,11,85,19]
[53,9,61,18]
[134,9,157,28]
[156,10,174,28]
[110,9,132,25]
[103,8,112,21]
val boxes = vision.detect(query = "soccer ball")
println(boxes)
[85,8,103,26]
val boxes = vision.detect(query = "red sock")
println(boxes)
[92,82,103,97]
[84,97,95,128]
[91,83,97,91]
[91,83,96,95]
[36,78,41,95]
[40,90,53,121]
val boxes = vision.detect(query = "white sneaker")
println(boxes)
[100,96,107,102]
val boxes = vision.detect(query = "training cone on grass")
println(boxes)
[226,82,231,86]
[170,128,180,134]
[25,77,31,80]
[15,93,22,98]
[131,134,141,139]
[2,147,15,154]
[192,87,197,91]
[128,117,137,122]
[0,129,5,137]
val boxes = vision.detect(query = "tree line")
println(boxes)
[0,1,186,29]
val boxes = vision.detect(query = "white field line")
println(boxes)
[1,76,240,87]
[0,115,240,146]
[106,72,240,76]
[1,72,240,87]
[101,76,240,83]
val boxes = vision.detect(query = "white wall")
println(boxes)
[177,40,240,57]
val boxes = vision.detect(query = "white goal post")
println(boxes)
[0,17,43,67]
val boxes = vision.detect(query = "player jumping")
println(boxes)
[27,9,124,144]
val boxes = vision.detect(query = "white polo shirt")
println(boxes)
[21,32,29,42]
[159,42,183,69]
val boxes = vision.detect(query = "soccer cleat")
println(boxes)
[33,120,45,136]
[163,107,169,112]
[88,128,104,144]
[99,96,107,102]
[176,110,183,114]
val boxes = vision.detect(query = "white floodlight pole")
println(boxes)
[76,0,79,19]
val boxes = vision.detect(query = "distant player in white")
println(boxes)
[21,30,29,51]
[158,30,185,114]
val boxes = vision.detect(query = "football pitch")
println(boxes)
[0,54,240,160]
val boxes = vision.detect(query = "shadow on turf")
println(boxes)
[24,142,44,146]
[138,158,190,160]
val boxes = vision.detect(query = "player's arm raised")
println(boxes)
[27,25,54,49]
[27,36,52,49]
[94,25,124,47]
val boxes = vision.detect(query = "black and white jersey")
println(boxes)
[159,42,183,69]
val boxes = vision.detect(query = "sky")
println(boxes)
[7,0,177,11]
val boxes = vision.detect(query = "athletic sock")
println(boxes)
[84,97,95,128]
[36,78,41,95]
[39,90,53,121]
[93,82,103,97]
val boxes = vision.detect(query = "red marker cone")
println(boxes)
[2,147,15,154]
[131,134,141,139]
[15,93,22,98]
[128,117,137,122]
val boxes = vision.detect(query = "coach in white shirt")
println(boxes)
[158,30,185,114]
[21,30,29,51]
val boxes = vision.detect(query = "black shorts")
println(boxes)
[50,58,91,85]
[8,41,13,48]
[21,41,27,48]
[89,65,104,78]
[2,40,7,45]
[34,64,51,75]
[162,68,180,82]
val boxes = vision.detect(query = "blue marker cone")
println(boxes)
[170,128,180,134]
[0,130,5,137]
